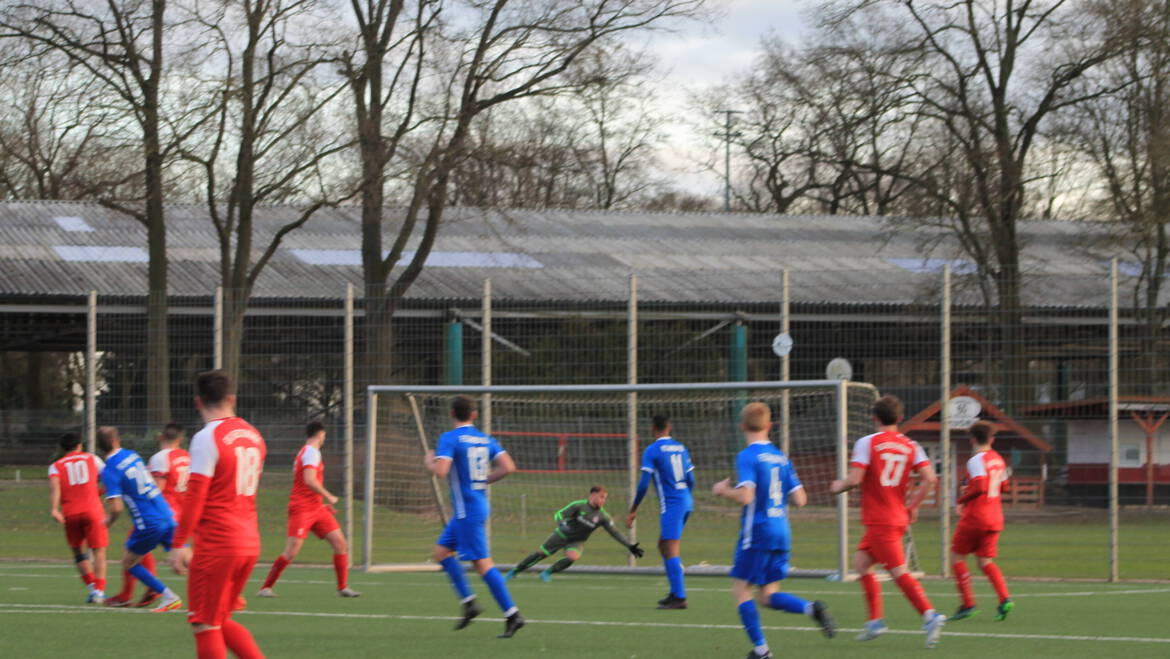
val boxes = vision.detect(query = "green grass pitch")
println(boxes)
[1,564,1168,658]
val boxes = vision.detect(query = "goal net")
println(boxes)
[361,381,901,579]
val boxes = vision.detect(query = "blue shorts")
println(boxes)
[658,507,691,541]
[437,517,490,561]
[126,521,175,556]
[731,547,789,586]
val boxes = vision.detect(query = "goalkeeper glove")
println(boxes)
[628,543,644,558]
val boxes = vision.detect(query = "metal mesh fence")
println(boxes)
[2,264,1168,579]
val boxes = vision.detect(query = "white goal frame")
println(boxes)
[363,380,879,579]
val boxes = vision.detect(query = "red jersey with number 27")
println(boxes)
[958,450,1006,531]
[188,417,266,556]
[850,431,930,527]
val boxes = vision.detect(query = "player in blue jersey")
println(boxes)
[96,426,182,613]
[713,403,835,659]
[626,413,694,609]
[425,395,524,639]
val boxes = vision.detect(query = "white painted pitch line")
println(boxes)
[1,571,1168,598]
[1,603,1168,645]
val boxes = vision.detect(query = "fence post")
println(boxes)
[781,269,791,455]
[1109,259,1120,582]
[344,283,355,564]
[940,264,952,577]
[86,290,97,453]
[836,378,849,581]
[214,286,223,370]
[362,388,376,571]
[444,319,464,385]
[627,273,639,566]
[482,278,492,544]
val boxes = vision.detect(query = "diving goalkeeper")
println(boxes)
[506,486,644,582]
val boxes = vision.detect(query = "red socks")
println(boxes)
[262,555,290,589]
[859,573,883,621]
[952,562,975,608]
[981,562,1011,601]
[96,577,106,591]
[142,553,156,573]
[895,573,933,615]
[80,572,95,587]
[222,619,265,658]
[333,554,349,590]
[194,629,227,659]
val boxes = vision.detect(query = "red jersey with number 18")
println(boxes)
[850,431,930,527]
[188,417,266,556]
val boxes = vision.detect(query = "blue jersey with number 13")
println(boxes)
[435,425,505,520]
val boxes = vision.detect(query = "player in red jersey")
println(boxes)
[257,420,359,598]
[107,422,188,608]
[48,432,108,603]
[168,370,266,659]
[830,395,946,648]
[949,421,1013,621]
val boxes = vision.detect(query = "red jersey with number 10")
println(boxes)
[188,417,267,556]
[850,431,930,527]
[290,444,325,511]
[48,451,106,517]
[958,449,1007,531]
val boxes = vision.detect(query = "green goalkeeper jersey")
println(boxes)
[554,500,631,546]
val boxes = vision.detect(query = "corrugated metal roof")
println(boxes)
[0,200,1149,307]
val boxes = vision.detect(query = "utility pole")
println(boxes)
[715,109,742,212]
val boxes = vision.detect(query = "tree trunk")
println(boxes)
[144,120,170,426]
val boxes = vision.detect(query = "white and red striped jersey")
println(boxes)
[850,431,930,527]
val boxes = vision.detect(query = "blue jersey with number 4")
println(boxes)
[101,448,174,531]
[735,441,801,551]
[640,437,694,513]
[435,425,505,520]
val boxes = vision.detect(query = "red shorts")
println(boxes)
[64,512,108,549]
[858,524,906,570]
[951,525,1001,558]
[288,506,339,540]
[186,554,258,626]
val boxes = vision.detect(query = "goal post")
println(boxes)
[362,380,884,579]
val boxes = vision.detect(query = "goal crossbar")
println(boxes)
[363,380,878,579]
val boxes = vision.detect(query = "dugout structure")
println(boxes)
[362,380,884,579]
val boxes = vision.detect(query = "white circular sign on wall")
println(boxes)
[947,395,982,429]
[826,357,853,381]
[772,332,794,357]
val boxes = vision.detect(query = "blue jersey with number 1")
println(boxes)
[435,425,505,520]
[101,448,174,531]
[735,441,801,551]
[640,437,694,513]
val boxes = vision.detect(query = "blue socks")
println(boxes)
[738,600,766,650]
[481,567,517,615]
[665,556,686,599]
[440,556,473,600]
[769,591,811,614]
[129,563,167,594]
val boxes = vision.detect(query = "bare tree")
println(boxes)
[822,0,1122,411]
[177,0,353,382]
[346,0,706,386]
[1066,0,1170,394]
[1,0,177,424]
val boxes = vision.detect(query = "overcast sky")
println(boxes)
[645,0,811,197]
